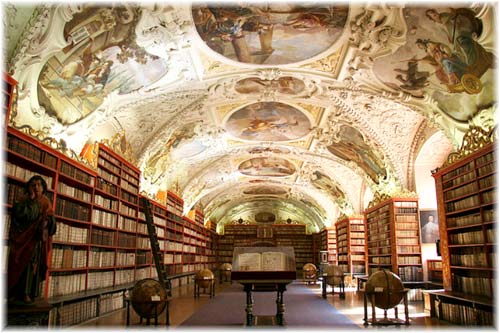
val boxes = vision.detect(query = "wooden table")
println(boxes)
[232,271,296,326]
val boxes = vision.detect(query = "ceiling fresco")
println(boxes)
[225,102,312,141]
[238,157,296,177]
[4,2,496,233]
[373,6,495,122]
[192,3,349,65]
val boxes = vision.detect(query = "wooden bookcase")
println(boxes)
[3,73,17,128]
[364,197,423,282]
[217,224,313,272]
[429,143,495,325]
[336,215,366,276]
[4,128,215,327]
[426,259,443,287]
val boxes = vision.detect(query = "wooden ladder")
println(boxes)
[140,197,172,296]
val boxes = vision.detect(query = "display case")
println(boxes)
[231,246,296,280]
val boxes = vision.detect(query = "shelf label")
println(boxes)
[151,295,160,301]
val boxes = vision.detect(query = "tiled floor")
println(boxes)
[76,279,456,329]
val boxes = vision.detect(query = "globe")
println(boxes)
[303,263,317,280]
[195,269,214,288]
[219,263,232,282]
[130,278,168,319]
[220,263,232,271]
[323,264,344,287]
[365,270,405,310]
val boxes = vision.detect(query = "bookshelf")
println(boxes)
[364,197,423,282]
[426,259,443,287]
[217,224,313,273]
[4,128,216,327]
[429,143,495,325]
[335,215,366,276]
[3,73,17,128]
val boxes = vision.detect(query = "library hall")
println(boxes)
[2,1,497,330]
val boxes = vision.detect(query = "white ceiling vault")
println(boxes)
[3,2,496,233]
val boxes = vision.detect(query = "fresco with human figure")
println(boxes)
[374,6,495,122]
[192,3,349,65]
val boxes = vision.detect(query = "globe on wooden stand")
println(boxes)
[322,264,345,298]
[130,278,168,320]
[303,263,317,284]
[363,270,410,326]
[194,269,215,297]
[219,263,232,283]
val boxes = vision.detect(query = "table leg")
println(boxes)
[371,294,376,324]
[276,284,286,326]
[244,284,253,326]
[154,304,158,326]
[322,278,327,299]
[126,300,130,326]
[166,300,170,326]
[341,276,345,299]
[404,294,409,325]
[363,292,368,326]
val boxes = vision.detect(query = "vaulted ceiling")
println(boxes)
[3,3,495,233]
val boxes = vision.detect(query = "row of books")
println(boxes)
[452,276,492,297]
[99,148,121,167]
[98,167,119,184]
[445,194,481,213]
[48,272,87,297]
[87,270,114,290]
[53,297,98,327]
[477,162,494,177]
[56,198,91,221]
[119,203,137,217]
[53,222,88,244]
[398,266,422,281]
[93,209,117,228]
[120,190,138,205]
[394,207,418,214]
[448,230,484,245]
[89,250,115,267]
[121,179,139,194]
[443,170,475,190]
[394,201,418,208]
[395,237,419,245]
[121,170,139,186]
[441,160,474,182]
[396,245,420,253]
[98,156,121,175]
[5,162,54,188]
[479,175,494,189]
[437,300,493,325]
[60,160,95,186]
[51,248,87,269]
[368,247,392,255]
[96,178,118,197]
[115,268,135,285]
[450,251,489,267]
[444,181,478,201]
[6,182,32,206]
[7,135,58,169]
[398,255,421,264]
[100,291,124,315]
[94,194,118,211]
[118,216,137,233]
[396,230,418,237]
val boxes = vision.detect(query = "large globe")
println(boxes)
[130,278,168,318]
[365,270,405,310]
[323,264,344,287]
[303,263,317,280]
[195,269,214,288]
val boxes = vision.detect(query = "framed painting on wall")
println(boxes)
[419,209,439,244]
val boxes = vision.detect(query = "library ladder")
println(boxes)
[140,197,172,296]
